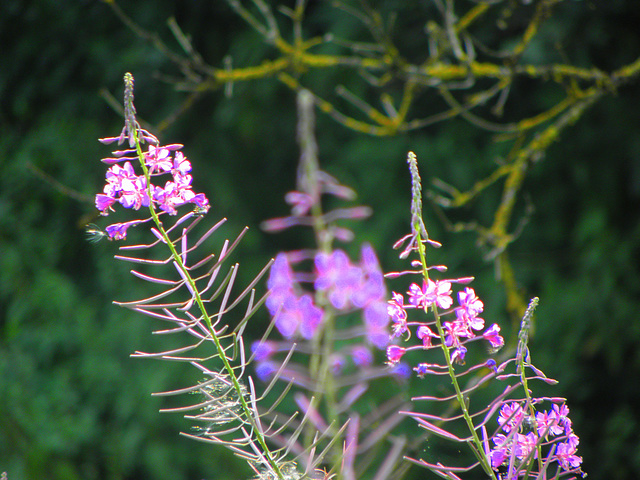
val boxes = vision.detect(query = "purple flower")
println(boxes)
[145,145,173,174]
[366,324,392,349]
[536,409,563,437]
[153,174,202,215]
[105,222,133,240]
[352,244,386,307]
[455,307,484,333]
[172,150,191,176]
[284,191,314,216]
[118,176,149,210]
[363,299,391,348]
[416,325,438,347]
[386,345,406,365]
[488,439,508,469]
[351,346,373,368]
[443,320,470,348]
[483,323,504,350]
[274,309,299,338]
[407,282,428,308]
[413,363,434,378]
[388,292,409,338]
[314,250,362,310]
[427,279,453,309]
[273,293,324,340]
[515,432,538,460]
[95,193,116,214]
[450,345,467,365]
[266,253,296,315]
[298,294,324,339]
[552,403,572,431]
[255,361,278,382]
[556,441,583,470]
[390,361,411,380]
[251,341,276,362]
[498,402,525,433]
[457,287,483,317]
[408,279,453,310]
[96,142,209,225]
[363,300,389,329]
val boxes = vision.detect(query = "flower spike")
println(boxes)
[388,152,584,480]
[92,74,293,480]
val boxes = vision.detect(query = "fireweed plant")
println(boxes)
[385,152,585,480]
[92,73,322,480]
[251,90,411,480]
[92,74,584,480]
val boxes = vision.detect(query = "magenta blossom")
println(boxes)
[408,279,453,310]
[556,441,583,470]
[273,293,324,340]
[416,325,438,347]
[482,323,504,350]
[314,249,363,310]
[95,142,208,239]
[457,287,483,317]
[386,345,406,365]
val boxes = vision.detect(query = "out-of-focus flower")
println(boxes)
[314,249,363,310]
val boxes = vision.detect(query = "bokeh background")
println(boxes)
[1,1,639,479]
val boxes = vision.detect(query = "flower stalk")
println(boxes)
[94,73,288,480]
[387,152,583,480]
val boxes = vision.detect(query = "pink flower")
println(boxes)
[171,151,191,176]
[450,345,467,365]
[483,323,504,350]
[314,250,363,310]
[407,279,453,310]
[515,432,538,460]
[285,191,314,216]
[426,279,453,309]
[105,221,135,240]
[386,345,406,365]
[407,282,429,308]
[457,287,483,317]
[416,325,438,347]
[95,193,116,214]
[498,402,524,433]
[274,293,324,340]
[536,410,563,437]
[145,145,173,174]
[388,292,408,338]
[556,441,583,471]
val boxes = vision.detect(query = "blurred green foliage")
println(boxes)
[1,1,640,479]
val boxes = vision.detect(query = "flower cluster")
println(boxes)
[245,90,418,480]
[276,245,387,342]
[386,279,504,370]
[254,243,391,381]
[488,401,582,474]
[95,139,209,239]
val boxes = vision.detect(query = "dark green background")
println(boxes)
[1,1,639,479]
